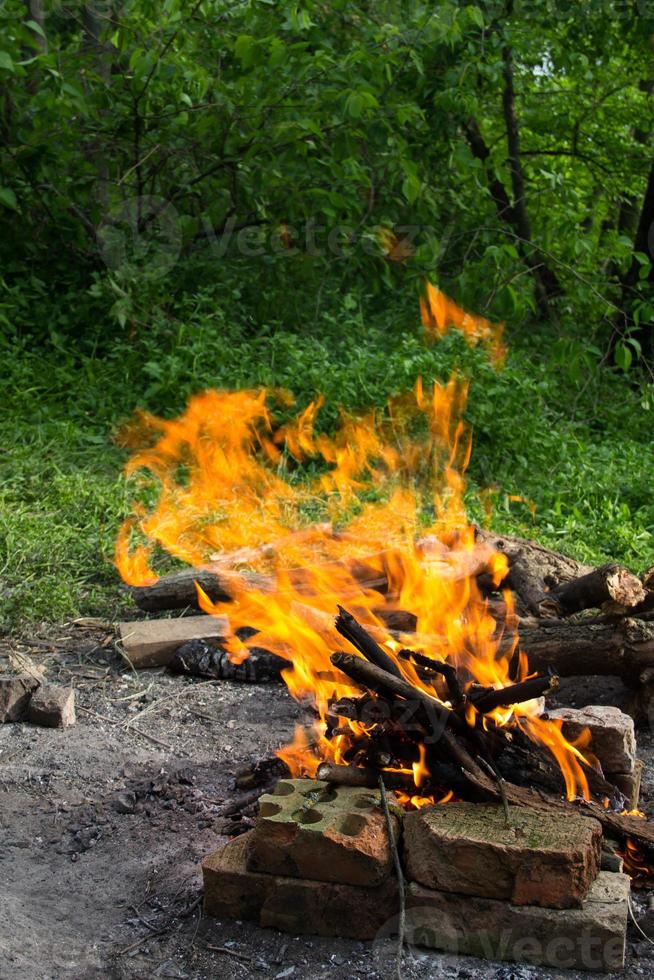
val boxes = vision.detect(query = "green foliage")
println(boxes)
[1,285,653,630]
[1,0,654,347]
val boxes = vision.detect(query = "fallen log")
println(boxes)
[383,617,654,689]
[127,568,268,613]
[475,528,593,615]
[539,563,645,618]
[513,617,654,686]
[631,566,654,615]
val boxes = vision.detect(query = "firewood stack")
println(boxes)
[124,527,654,720]
[120,528,654,862]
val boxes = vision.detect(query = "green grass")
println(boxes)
[1,281,653,632]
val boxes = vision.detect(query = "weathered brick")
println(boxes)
[202,832,399,939]
[247,778,399,886]
[403,803,601,909]
[0,674,40,723]
[27,685,76,729]
[546,705,636,774]
[403,871,629,971]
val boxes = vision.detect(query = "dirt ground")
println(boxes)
[2,619,654,980]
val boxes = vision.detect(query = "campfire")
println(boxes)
[115,285,654,969]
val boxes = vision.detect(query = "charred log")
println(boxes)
[469,674,558,713]
[169,638,286,683]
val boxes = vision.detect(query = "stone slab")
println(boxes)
[27,685,76,728]
[405,870,629,971]
[247,777,400,886]
[546,705,636,774]
[606,760,643,811]
[202,832,398,940]
[403,802,601,909]
[0,674,40,722]
[117,615,230,669]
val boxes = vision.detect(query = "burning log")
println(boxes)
[397,649,464,706]
[330,651,454,733]
[468,674,558,713]
[316,762,417,791]
[335,606,402,678]
[128,556,388,613]
[330,652,484,779]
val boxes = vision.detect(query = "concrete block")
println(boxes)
[405,871,629,971]
[403,803,601,909]
[202,832,399,939]
[28,685,76,728]
[0,674,40,722]
[247,778,400,887]
[546,705,636,774]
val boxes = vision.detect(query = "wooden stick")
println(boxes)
[378,774,405,980]
[316,762,416,791]
[330,652,484,778]
[397,649,465,705]
[335,606,402,678]
[470,674,558,713]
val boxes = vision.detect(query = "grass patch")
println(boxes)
[1,285,653,631]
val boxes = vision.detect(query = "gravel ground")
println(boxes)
[1,619,654,979]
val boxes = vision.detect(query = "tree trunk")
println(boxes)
[24,1,47,54]
[612,156,654,363]
[500,43,561,317]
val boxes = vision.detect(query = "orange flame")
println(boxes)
[420,281,506,364]
[618,838,654,888]
[115,295,588,803]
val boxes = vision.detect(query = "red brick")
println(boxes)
[202,832,398,939]
[402,871,628,971]
[403,802,601,909]
[247,778,399,886]
[28,685,76,729]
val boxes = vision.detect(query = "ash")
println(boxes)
[1,624,653,979]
